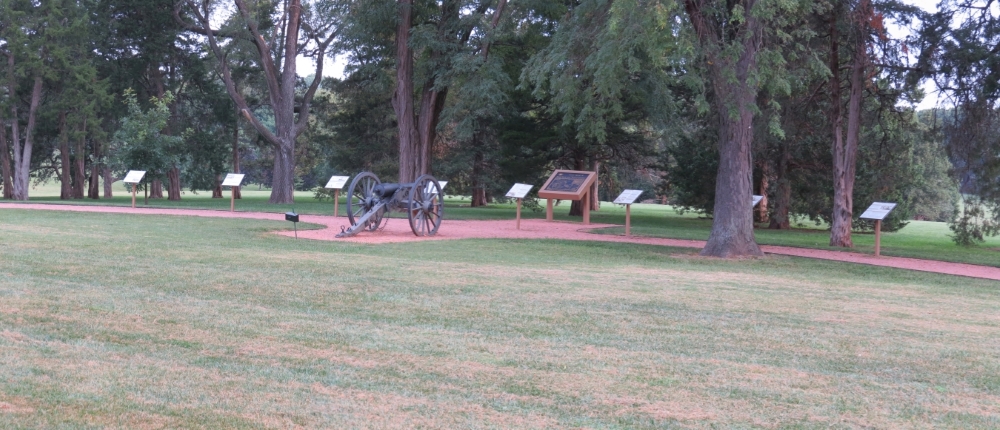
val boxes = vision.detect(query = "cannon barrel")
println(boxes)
[373,183,401,198]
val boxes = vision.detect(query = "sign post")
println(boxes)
[613,190,643,237]
[221,173,246,212]
[859,202,897,256]
[324,175,350,217]
[123,170,146,208]
[505,183,534,230]
[537,170,599,225]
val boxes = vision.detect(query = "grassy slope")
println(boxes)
[0,210,998,428]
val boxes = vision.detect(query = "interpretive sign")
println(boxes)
[505,183,533,199]
[753,195,763,207]
[325,175,349,190]
[221,173,246,187]
[123,170,146,184]
[537,170,597,200]
[537,170,599,224]
[859,202,896,220]
[614,189,643,205]
[425,180,448,195]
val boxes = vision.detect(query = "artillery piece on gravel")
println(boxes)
[335,172,444,238]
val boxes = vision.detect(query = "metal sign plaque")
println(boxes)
[221,173,246,187]
[753,195,763,207]
[537,170,598,200]
[505,183,533,199]
[424,180,447,195]
[123,170,146,184]
[859,202,897,220]
[325,175,349,189]
[614,189,643,205]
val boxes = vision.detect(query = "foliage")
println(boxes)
[109,90,183,186]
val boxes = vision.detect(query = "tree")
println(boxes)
[109,90,183,203]
[177,0,344,203]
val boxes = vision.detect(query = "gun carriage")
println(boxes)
[335,173,444,238]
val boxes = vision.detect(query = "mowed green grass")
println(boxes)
[14,180,1000,267]
[1,209,998,428]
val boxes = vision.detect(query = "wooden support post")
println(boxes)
[230,187,235,212]
[546,199,553,221]
[516,198,522,230]
[131,184,136,208]
[334,189,340,217]
[875,219,882,256]
[625,204,631,237]
[582,191,590,225]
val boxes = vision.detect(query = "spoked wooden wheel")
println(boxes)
[346,172,383,231]
[407,174,443,236]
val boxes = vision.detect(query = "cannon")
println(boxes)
[335,172,444,238]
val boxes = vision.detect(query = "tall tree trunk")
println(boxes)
[212,174,223,198]
[88,138,100,199]
[73,120,87,199]
[150,178,163,198]
[59,111,72,199]
[394,0,419,183]
[769,143,791,229]
[0,119,11,199]
[830,1,868,248]
[103,166,113,198]
[11,76,43,201]
[471,140,487,207]
[686,0,764,257]
[167,166,181,200]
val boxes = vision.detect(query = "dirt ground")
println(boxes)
[3,203,998,281]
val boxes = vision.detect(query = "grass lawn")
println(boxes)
[1,209,998,428]
[13,180,1000,267]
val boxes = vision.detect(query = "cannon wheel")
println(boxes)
[346,172,383,231]
[408,174,443,236]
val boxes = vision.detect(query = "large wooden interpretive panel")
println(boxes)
[537,170,598,224]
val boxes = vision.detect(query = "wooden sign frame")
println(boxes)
[222,173,246,212]
[505,183,534,230]
[859,202,897,256]
[613,189,643,237]
[537,170,598,224]
[123,170,146,208]
[325,176,350,217]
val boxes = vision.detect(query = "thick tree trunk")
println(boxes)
[73,121,86,199]
[700,97,763,257]
[11,76,43,201]
[829,2,867,248]
[167,166,181,200]
[103,166,113,198]
[0,119,11,199]
[59,112,72,199]
[150,178,164,199]
[685,0,763,257]
[270,140,296,202]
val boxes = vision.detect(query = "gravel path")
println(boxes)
[3,203,998,281]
